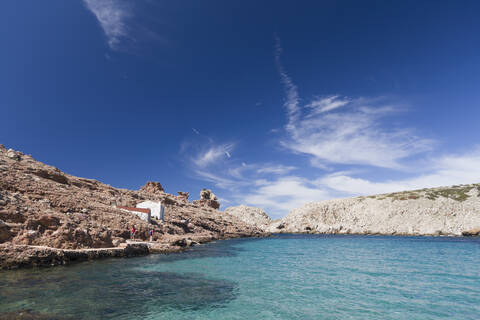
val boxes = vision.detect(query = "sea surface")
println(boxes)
[1,234,480,319]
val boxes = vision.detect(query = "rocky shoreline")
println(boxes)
[0,145,267,270]
[0,232,265,270]
[2,144,479,270]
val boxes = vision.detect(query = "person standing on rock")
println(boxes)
[149,229,154,242]
[131,226,136,240]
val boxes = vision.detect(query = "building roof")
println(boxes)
[117,206,151,214]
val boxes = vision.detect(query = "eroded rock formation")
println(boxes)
[140,181,164,194]
[193,188,220,209]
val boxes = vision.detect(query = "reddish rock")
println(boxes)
[194,189,220,209]
[140,181,164,194]
[0,146,266,269]
[37,215,61,229]
[33,169,69,185]
[193,199,220,210]
[177,191,189,201]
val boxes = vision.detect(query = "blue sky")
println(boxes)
[2,1,480,218]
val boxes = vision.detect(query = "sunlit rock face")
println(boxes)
[267,184,480,236]
[192,189,220,209]
[224,205,272,230]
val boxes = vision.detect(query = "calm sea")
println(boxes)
[1,234,479,319]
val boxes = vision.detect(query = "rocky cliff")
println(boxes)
[267,185,480,236]
[224,205,272,229]
[0,145,265,269]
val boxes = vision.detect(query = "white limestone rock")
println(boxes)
[224,205,272,229]
[266,184,480,236]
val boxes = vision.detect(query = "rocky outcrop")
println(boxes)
[0,145,266,269]
[462,227,480,236]
[140,181,164,194]
[224,205,272,229]
[177,191,189,201]
[0,243,149,269]
[193,188,220,209]
[268,184,480,236]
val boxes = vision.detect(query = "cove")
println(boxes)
[1,234,480,319]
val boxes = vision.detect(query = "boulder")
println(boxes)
[38,215,61,229]
[173,238,195,247]
[462,228,480,236]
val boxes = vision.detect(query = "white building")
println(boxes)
[136,201,165,222]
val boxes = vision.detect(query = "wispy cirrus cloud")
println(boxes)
[83,0,131,50]
[283,97,434,169]
[304,95,349,115]
[319,148,480,195]
[274,38,434,169]
[83,0,164,52]
[256,164,297,175]
[274,35,301,129]
[183,135,480,217]
[192,143,234,168]
[178,38,479,218]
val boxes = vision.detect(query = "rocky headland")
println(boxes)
[0,145,266,270]
[267,185,480,236]
[225,183,480,236]
[224,205,272,229]
[228,185,480,236]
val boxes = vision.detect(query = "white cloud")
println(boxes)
[257,164,297,175]
[243,149,480,218]
[83,0,131,50]
[305,95,349,115]
[275,36,301,129]
[274,42,433,169]
[192,144,234,168]
[283,101,434,169]
[193,170,240,189]
[178,39,478,218]
[319,149,480,196]
[238,176,332,218]
[185,136,480,217]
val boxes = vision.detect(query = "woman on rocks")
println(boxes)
[130,226,136,240]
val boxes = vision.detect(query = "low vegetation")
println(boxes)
[362,183,480,202]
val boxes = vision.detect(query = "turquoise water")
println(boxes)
[1,234,480,319]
